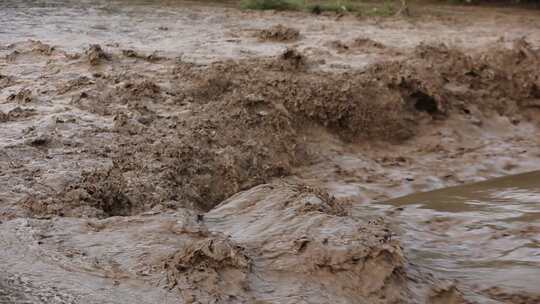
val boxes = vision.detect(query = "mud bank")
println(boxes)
[1,11,540,304]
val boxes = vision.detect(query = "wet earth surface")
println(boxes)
[1,1,540,303]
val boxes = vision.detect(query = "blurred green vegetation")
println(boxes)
[240,0,400,15]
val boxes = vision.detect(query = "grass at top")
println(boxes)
[239,0,399,15]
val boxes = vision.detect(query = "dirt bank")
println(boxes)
[1,2,540,303]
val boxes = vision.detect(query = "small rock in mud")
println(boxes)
[85,44,111,65]
[256,24,300,42]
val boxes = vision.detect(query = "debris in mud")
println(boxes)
[5,50,20,62]
[256,24,300,42]
[25,133,50,147]
[57,76,94,94]
[482,287,540,304]
[352,37,385,49]
[0,74,14,89]
[121,49,165,62]
[428,284,466,304]
[30,40,55,55]
[51,70,303,213]
[6,88,34,103]
[23,167,133,218]
[0,107,36,123]
[136,95,300,211]
[164,236,252,303]
[513,37,538,60]
[276,47,306,70]
[85,44,110,65]
[328,37,386,53]
[122,49,138,58]
[292,183,349,216]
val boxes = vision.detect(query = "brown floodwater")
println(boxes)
[2,1,540,303]
[369,171,540,301]
[2,0,540,69]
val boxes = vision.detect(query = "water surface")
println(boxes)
[376,171,540,299]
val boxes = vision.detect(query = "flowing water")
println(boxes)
[370,171,540,301]
[2,1,540,302]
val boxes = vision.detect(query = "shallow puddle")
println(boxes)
[373,171,540,300]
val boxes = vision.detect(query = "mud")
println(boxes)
[256,24,300,42]
[1,1,540,303]
[327,37,388,54]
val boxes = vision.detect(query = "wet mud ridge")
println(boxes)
[1,22,540,304]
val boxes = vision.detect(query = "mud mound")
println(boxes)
[256,24,300,42]
[31,39,540,219]
[164,236,252,303]
[111,94,301,212]
[203,183,408,303]
[48,67,302,215]
[23,168,133,218]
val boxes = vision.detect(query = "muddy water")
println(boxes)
[372,171,540,301]
[2,0,540,69]
[3,1,540,303]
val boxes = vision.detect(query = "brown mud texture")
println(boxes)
[24,38,540,217]
[1,35,540,303]
[256,24,301,42]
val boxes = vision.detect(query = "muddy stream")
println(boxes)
[1,0,540,303]
[361,171,540,303]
